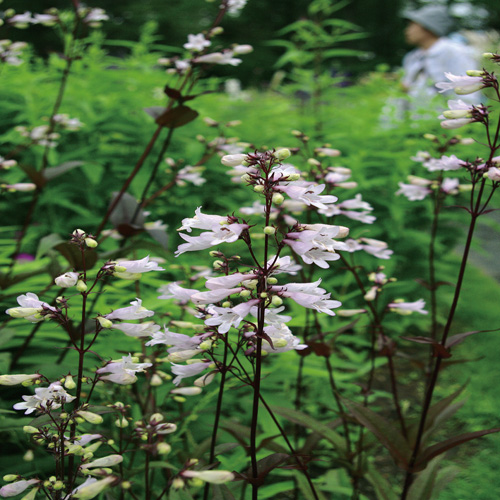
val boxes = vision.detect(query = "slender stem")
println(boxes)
[203,337,229,500]
[400,181,486,499]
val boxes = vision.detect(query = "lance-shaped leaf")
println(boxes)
[43,161,84,181]
[109,192,145,236]
[343,400,411,469]
[242,453,290,486]
[270,405,347,455]
[406,456,442,500]
[414,427,500,470]
[400,336,450,358]
[407,386,466,447]
[365,464,398,500]
[445,328,499,349]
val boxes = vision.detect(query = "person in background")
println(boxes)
[401,4,481,105]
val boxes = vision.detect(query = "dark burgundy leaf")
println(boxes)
[414,428,500,470]
[344,399,411,469]
[155,105,199,128]
[445,328,500,348]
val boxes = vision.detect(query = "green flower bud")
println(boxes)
[23,426,39,434]
[157,443,172,455]
[253,185,264,193]
[77,411,103,425]
[97,316,113,329]
[271,296,283,306]
[267,277,278,285]
[272,193,284,205]
[3,474,19,482]
[84,237,98,248]
[274,148,291,160]
[76,280,88,293]
[64,375,76,390]
[263,226,276,235]
[239,289,251,298]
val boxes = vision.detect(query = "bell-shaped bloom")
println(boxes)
[55,272,79,288]
[158,282,200,302]
[205,300,259,333]
[145,327,203,352]
[183,33,211,52]
[80,455,123,470]
[72,476,115,499]
[275,182,337,210]
[424,154,463,172]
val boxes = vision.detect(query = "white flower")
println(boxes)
[171,361,210,386]
[71,476,115,499]
[0,479,39,497]
[424,154,463,172]
[176,165,206,186]
[114,256,164,276]
[55,272,79,288]
[276,183,337,210]
[145,327,203,352]
[80,455,123,470]
[182,470,235,484]
[184,34,211,52]
[396,182,431,201]
[110,321,161,338]
[1,183,37,192]
[205,300,258,333]
[105,299,155,321]
[96,354,152,385]
[158,282,200,302]
[388,299,428,315]
[13,382,76,414]
[0,374,41,386]
[439,99,476,129]
[195,51,242,66]
[227,0,247,16]
[359,238,393,260]
[441,177,460,194]
[436,72,484,95]
[6,292,56,322]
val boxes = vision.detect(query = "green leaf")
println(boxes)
[293,470,328,500]
[270,405,347,455]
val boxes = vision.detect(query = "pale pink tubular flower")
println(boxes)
[110,321,161,338]
[190,287,244,305]
[271,279,341,315]
[0,479,39,497]
[1,183,37,192]
[435,72,484,95]
[195,51,242,66]
[13,382,76,414]
[388,299,428,315]
[205,300,259,333]
[439,99,476,129]
[359,238,393,260]
[145,327,203,351]
[6,292,57,322]
[105,299,155,321]
[485,166,500,181]
[183,33,211,52]
[114,256,164,273]
[171,361,210,386]
[181,470,235,484]
[440,178,460,194]
[423,154,463,172]
[205,273,257,290]
[275,183,337,210]
[0,374,41,386]
[396,182,432,201]
[158,282,200,302]
[97,354,152,385]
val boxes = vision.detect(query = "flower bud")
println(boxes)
[273,148,291,160]
[76,280,88,293]
[466,69,485,77]
[239,289,251,298]
[80,454,123,470]
[115,417,129,428]
[272,193,284,205]
[84,237,98,248]
[172,478,185,489]
[77,411,104,425]
[271,296,283,307]
[64,375,76,390]
[55,272,79,288]
[263,226,276,235]
[121,481,132,490]
[150,374,163,386]
[221,154,247,167]
[171,387,202,396]
[23,426,39,434]
[3,475,19,482]
[173,396,186,403]
[97,316,113,329]
[442,109,471,119]
[213,260,224,269]
[253,185,264,193]
[0,374,41,386]
[194,372,216,387]
[222,301,231,308]
[157,443,172,455]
